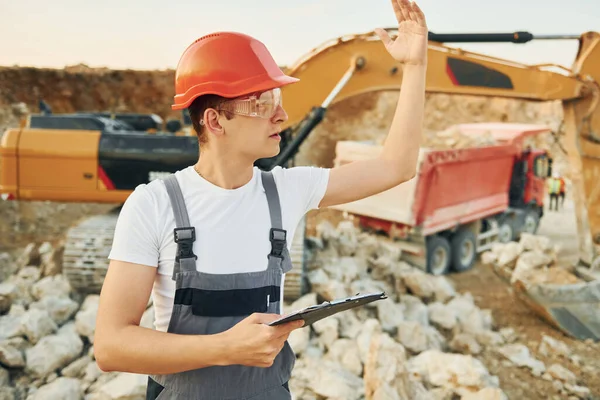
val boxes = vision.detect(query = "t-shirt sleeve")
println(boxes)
[107,184,160,267]
[272,165,331,216]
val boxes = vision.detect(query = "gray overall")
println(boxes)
[146,171,296,399]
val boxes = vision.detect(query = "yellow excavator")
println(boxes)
[1,29,600,338]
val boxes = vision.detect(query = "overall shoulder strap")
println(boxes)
[163,174,197,279]
[260,171,286,259]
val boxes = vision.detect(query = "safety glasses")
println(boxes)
[217,88,282,119]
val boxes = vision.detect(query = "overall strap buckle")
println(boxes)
[174,227,197,261]
[269,228,287,258]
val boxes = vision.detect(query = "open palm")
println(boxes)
[375,0,428,66]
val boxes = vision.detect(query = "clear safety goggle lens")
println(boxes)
[218,88,282,119]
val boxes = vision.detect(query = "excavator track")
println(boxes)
[62,211,120,293]
[62,211,309,301]
[285,216,308,301]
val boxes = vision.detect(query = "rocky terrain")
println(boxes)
[0,222,597,399]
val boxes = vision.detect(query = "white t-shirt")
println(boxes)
[108,165,330,332]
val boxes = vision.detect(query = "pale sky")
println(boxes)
[0,0,598,71]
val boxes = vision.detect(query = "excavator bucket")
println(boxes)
[512,277,600,340]
[511,31,600,341]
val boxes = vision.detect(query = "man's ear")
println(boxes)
[203,108,225,137]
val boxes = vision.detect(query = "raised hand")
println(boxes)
[375,0,428,66]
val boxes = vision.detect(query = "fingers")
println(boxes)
[268,319,304,339]
[390,0,406,22]
[411,1,427,27]
[248,312,281,324]
[374,28,392,47]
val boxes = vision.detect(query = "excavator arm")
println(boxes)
[269,29,600,264]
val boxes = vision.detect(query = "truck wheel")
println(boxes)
[426,235,451,275]
[450,228,477,272]
[498,220,515,243]
[523,211,540,235]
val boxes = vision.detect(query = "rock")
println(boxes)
[375,299,404,333]
[449,333,482,355]
[19,243,40,267]
[538,335,571,358]
[0,387,16,400]
[25,329,84,378]
[0,283,16,314]
[61,356,91,378]
[20,308,58,344]
[563,384,591,399]
[407,350,499,394]
[29,296,79,326]
[29,377,82,400]
[0,341,25,367]
[0,366,9,385]
[475,331,505,347]
[519,233,554,254]
[547,364,577,385]
[397,321,445,354]
[336,221,359,256]
[83,361,103,383]
[496,242,522,269]
[481,251,497,266]
[0,315,23,340]
[356,319,383,364]
[31,275,71,300]
[400,295,429,326]
[96,372,147,400]
[327,339,363,376]
[427,302,457,331]
[499,328,517,343]
[461,387,508,400]
[401,270,456,303]
[39,244,63,277]
[447,294,492,334]
[430,387,456,400]
[511,250,553,284]
[288,326,310,355]
[364,332,411,400]
[337,309,363,339]
[75,295,99,343]
[313,317,339,350]
[322,257,364,285]
[496,344,545,376]
[308,270,349,301]
[311,360,364,400]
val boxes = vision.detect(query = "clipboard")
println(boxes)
[268,292,387,327]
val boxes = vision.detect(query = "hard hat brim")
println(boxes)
[171,73,299,111]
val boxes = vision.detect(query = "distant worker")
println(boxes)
[547,173,561,211]
[558,174,566,208]
[93,0,429,399]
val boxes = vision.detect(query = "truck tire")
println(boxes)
[498,219,516,243]
[426,235,451,275]
[450,228,477,272]
[522,210,540,235]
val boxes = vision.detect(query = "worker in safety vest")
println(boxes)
[558,174,566,208]
[548,173,561,211]
[93,1,429,398]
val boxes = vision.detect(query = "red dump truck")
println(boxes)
[331,123,553,275]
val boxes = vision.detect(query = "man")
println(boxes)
[94,0,427,398]
[558,173,566,208]
[548,173,560,211]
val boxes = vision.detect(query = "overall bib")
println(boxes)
[146,171,296,399]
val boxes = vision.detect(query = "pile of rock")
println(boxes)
[423,125,498,150]
[284,221,513,399]
[0,227,593,399]
[480,233,582,287]
[0,242,149,400]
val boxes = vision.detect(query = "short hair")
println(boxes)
[187,94,234,145]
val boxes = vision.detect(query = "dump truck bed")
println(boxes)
[332,140,520,235]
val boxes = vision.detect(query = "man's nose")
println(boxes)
[271,105,288,124]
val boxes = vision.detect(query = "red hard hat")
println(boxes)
[172,32,299,110]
